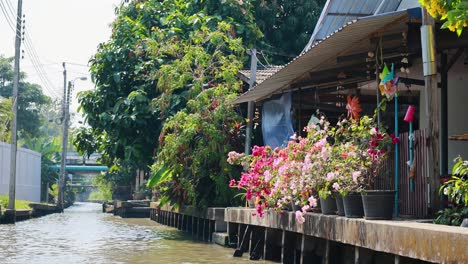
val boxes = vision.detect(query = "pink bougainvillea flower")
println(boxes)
[390,133,400,144]
[352,171,361,184]
[229,179,237,187]
[295,210,305,224]
[332,182,340,191]
[308,196,317,207]
[326,172,335,182]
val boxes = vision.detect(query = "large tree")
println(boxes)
[253,0,326,64]
[76,0,325,206]
[0,56,52,139]
[76,0,260,169]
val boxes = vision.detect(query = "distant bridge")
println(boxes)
[49,165,109,172]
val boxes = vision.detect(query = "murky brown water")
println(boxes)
[0,203,271,264]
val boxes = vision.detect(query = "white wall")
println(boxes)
[0,142,41,202]
[446,56,468,167]
[418,55,468,169]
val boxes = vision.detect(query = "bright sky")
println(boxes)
[0,0,121,126]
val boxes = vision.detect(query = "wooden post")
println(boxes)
[440,52,448,176]
[323,240,330,264]
[395,255,401,264]
[421,8,441,214]
[354,246,360,264]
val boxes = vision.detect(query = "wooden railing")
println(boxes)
[375,129,430,218]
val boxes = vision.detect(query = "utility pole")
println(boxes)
[6,0,23,223]
[244,48,257,155]
[58,63,67,210]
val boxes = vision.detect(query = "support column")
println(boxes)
[440,51,448,176]
[355,246,360,264]
[421,8,441,214]
[323,240,330,264]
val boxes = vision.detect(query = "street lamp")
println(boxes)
[57,76,87,210]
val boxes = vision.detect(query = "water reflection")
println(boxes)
[0,203,270,264]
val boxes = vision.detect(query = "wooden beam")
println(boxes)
[447,48,464,71]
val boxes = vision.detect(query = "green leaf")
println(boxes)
[147,165,174,187]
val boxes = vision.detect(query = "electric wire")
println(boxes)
[6,0,60,95]
[3,0,62,98]
[0,1,20,39]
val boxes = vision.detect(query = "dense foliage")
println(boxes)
[148,23,247,207]
[420,0,468,36]
[435,156,468,226]
[0,56,52,139]
[76,0,325,206]
[253,0,326,64]
[0,96,12,142]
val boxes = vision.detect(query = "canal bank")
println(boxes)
[0,203,61,224]
[150,204,468,264]
[0,202,269,264]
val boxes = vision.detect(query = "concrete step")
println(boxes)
[212,232,229,247]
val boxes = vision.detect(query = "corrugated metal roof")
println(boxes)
[305,0,402,51]
[238,66,284,85]
[232,10,409,104]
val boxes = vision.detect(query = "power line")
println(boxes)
[66,62,90,68]
[0,1,20,39]
[3,0,62,98]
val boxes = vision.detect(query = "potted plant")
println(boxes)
[359,123,396,220]
[133,183,152,200]
[334,142,368,218]
[435,156,468,226]
[333,116,394,219]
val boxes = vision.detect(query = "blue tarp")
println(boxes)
[261,92,294,149]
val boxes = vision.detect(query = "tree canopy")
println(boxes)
[253,0,326,64]
[0,56,52,140]
[76,0,325,207]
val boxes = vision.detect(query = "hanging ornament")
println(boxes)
[346,96,362,120]
[379,63,399,100]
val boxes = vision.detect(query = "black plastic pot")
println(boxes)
[343,192,364,218]
[319,196,337,215]
[361,190,395,220]
[335,194,345,216]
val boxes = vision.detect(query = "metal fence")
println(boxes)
[375,129,430,218]
[0,142,41,202]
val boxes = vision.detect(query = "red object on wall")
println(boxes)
[404,105,416,123]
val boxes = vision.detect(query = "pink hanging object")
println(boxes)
[404,105,416,123]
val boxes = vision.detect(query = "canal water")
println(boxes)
[0,203,271,264]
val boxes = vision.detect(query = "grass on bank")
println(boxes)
[0,195,32,211]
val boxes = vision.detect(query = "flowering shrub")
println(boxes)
[227,114,393,223]
[419,0,468,36]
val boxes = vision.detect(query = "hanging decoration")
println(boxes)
[346,96,362,120]
[404,105,417,192]
[379,63,399,100]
